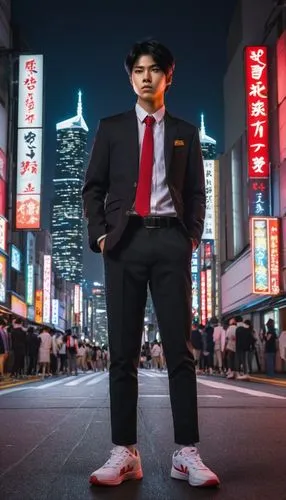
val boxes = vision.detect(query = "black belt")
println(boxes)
[129,215,180,229]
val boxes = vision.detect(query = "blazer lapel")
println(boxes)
[125,109,140,178]
[164,112,178,176]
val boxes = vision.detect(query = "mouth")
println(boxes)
[142,86,152,91]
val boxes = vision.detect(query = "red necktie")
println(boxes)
[135,115,156,216]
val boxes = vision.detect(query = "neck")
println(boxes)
[137,97,164,114]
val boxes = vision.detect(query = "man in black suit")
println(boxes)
[83,39,219,489]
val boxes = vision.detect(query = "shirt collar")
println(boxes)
[135,102,165,124]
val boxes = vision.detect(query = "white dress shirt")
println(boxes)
[97,104,177,245]
[135,102,176,216]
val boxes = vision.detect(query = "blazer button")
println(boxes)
[133,182,137,187]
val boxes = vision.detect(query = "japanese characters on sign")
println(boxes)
[35,289,43,323]
[18,55,43,128]
[26,264,34,306]
[43,255,51,323]
[248,178,270,216]
[202,160,215,240]
[52,299,59,326]
[16,55,43,230]
[245,47,269,178]
[251,217,280,295]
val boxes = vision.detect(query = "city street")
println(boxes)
[0,371,285,500]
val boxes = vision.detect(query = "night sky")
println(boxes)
[11,0,237,284]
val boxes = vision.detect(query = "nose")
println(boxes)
[142,71,151,82]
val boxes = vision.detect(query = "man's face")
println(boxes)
[130,55,171,101]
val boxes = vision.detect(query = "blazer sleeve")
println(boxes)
[183,127,206,244]
[82,120,109,252]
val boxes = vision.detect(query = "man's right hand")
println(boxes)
[99,238,106,253]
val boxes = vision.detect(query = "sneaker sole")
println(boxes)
[171,466,220,487]
[89,469,143,486]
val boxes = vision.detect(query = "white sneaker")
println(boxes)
[171,447,220,487]
[89,446,143,486]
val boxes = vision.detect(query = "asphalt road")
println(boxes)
[0,370,285,500]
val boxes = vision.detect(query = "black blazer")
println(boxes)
[82,109,205,253]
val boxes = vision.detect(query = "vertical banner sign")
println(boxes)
[43,255,51,323]
[191,249,200,321]
[26,232,35,305]
[26,264,34,305]
[0,254,6,303]
[74,284,80,325]
[0,148,7,252]
[16,55,43,229]
[202,160,215,240]
[206,268,213,320]
[251,217,280,294]
[52,299,59,325]
[0,217,7,253]
[245,46,270,215]
[200,270,207,325]
[35,289,43,323]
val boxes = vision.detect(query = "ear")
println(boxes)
[166,73,173,89]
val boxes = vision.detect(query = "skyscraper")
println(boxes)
[199,113,216,159]
[51,90,88,284]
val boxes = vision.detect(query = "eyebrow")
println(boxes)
[133,64,160,69]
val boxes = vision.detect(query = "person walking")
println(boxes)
[83,39,219,489]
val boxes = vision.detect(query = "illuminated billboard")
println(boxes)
[11,245,21,271]
[16,55,43,230]
[43,255,51,323]
[0,254,6,303]
[251,217,280,295]
[0,217,7,253]
[11,294,27,318]
[35,289,43,323]
[200,270,207,325]
[202,160,216,240]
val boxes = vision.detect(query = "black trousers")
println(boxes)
[104,220,199,445]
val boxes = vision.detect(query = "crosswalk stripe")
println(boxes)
[35,378,70,389]
[139,371,167,378]
[197,378,286,400]
[65,373,98,386]
[86,373,108,385]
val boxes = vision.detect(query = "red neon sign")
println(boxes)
[245,46,269,178]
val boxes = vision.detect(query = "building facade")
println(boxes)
[51,90,88,284]
[220,0,286,341]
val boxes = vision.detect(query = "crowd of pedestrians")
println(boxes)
[1,313,286,383]
[190,316,286,379]
[0,315,110,381]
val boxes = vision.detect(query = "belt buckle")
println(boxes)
[145,216,158,229]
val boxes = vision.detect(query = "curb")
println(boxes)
[0,376,41,391]
[248,376,286,388]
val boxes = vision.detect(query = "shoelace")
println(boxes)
[179,449,208,470]
[103,446,132,469]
